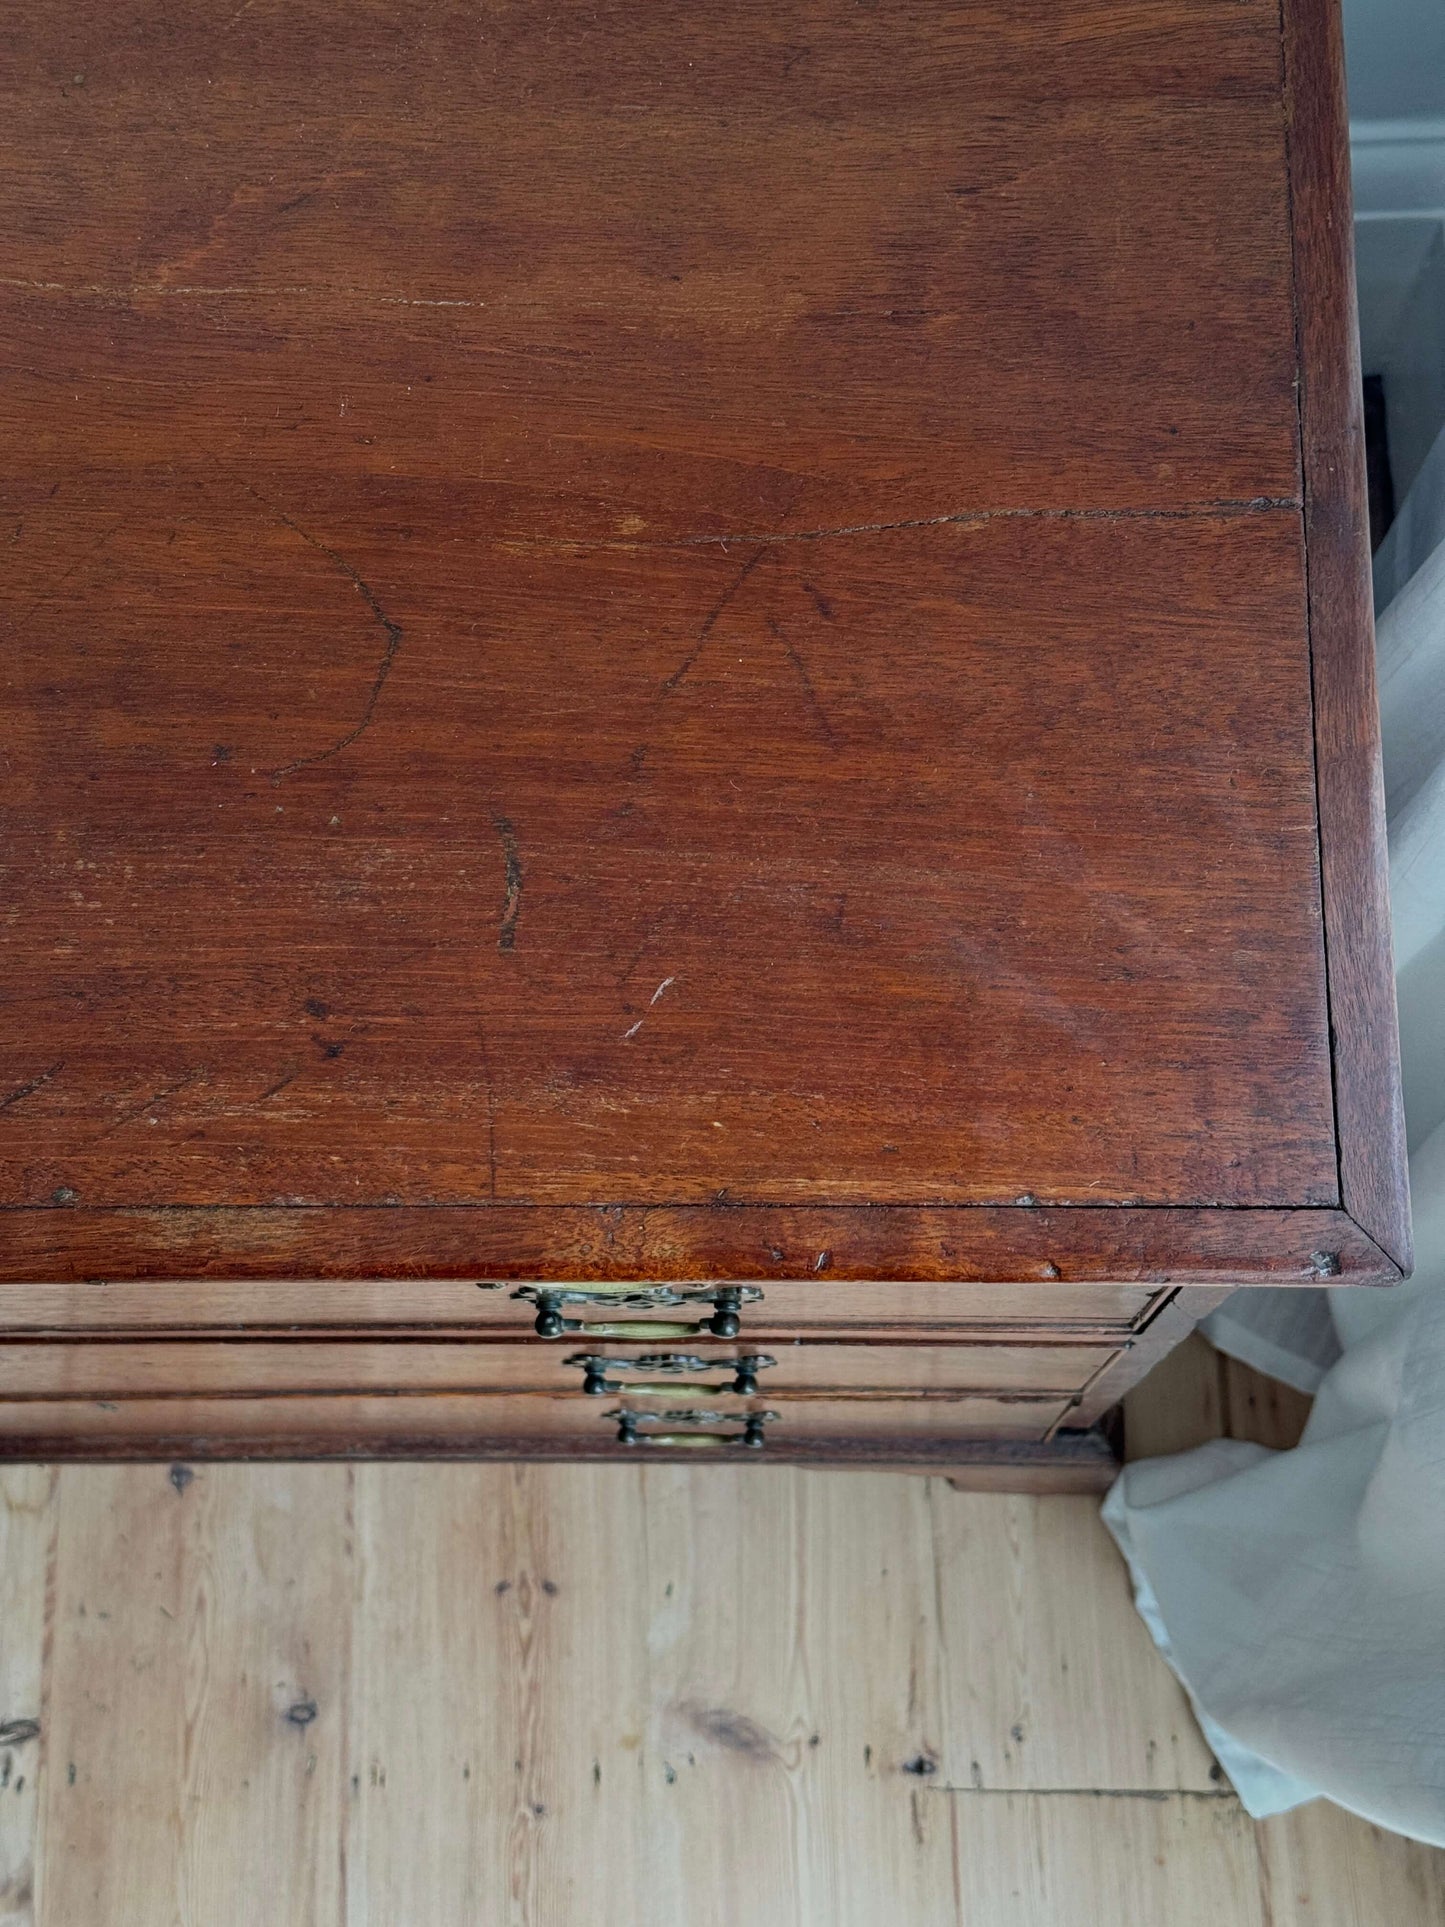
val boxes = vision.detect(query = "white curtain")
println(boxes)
[1101,417,1445,1847]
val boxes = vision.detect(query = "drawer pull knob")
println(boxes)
[707,1289,744,1338]
[519,1284,760,1341]
[570,1352,775,1396]
[536,1299,567,1339]
[614,1408,773,1450]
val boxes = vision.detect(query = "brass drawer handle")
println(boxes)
[515,1285,761,1341]
[569,1352,775,1396]
[624,1432,757,1451]
[613,1408,774,1450]
[544,1321,702,1341]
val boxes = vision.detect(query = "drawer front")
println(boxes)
[0,1338,1118,1401]
[0,1276,1161,1338]
[0,1390,1068,1450]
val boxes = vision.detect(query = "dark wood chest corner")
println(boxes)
[0,0,1407,1478]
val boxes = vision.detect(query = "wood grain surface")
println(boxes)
[2,499,1331,1213]
[0,0,1354,1267]
[0,0,1405,1315]
[2,1455,1442,1924]
[0,1338,1116,1400]
[1281,0,1411,1272]
[0,1275,1164,1335]
[0,1203,1400,1294]
[1121,1329,1314,1459]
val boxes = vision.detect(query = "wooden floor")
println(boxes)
[0,1340,1441,1925]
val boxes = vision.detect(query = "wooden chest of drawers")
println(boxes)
[0,0,1408,1483]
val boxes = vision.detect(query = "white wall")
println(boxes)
[1346,0,1445,508]
[1344,0,1445,122]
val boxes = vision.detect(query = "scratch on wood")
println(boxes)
[492,815,523,951]
[385,497,1302,557]
[97,1069,203,1138]
[662,547,767,691]
[656,497,1302,548]
[14,519,128,622]
[0,277,488,309]
[768,616,837,745]
[623,973,679,1041]
[0,1062,62,1113]
[238,481,405,781]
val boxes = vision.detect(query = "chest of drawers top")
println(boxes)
[0,0,1406,1296]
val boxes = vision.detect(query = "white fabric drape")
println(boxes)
[1102,416,1445,1846]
